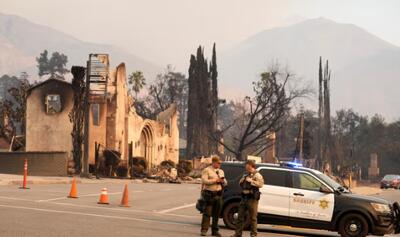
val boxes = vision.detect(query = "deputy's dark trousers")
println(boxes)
[234,197,259,237]
[201,191,222,234]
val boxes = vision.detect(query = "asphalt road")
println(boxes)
[374,189,400,203]
[0,182,399,237]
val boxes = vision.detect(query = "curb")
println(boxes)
[9,179,81,186]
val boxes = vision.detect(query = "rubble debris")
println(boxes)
[152,160,180,183]
[177,160,193,177]
[129,157,147,178]
[101,149,121,177]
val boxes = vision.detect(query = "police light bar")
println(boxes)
[280,161,303,168]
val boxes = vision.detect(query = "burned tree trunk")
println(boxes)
[317,57,333,173]
[323,60,332,171]
[69,66,86,173]
[317,57,323,169]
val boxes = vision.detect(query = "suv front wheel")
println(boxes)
[338,213,369,237]
[222,201,250,230]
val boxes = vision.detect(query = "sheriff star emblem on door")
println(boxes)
[319,199,329,209]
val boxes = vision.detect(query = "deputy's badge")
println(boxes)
[319,199,329,209]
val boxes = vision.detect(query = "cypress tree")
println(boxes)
[186,45,219,159]
[187,54,198,159]
[209,43,219,153]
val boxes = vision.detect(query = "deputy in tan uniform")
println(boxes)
[231,160,264,237]
[200,155,227,237]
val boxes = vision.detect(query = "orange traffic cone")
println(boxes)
[120,184,130,207]
[68,178,78,198]
[98,188,109,204]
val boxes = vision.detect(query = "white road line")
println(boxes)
[0,192,198,219]
[157,203,196,214]
[51,202,149,213]
[28,190,68,194]
[36,197,74,202]
[0,196,31,201]
[0,204,197,227]
[36,192,123,202]
[50,202,198,219]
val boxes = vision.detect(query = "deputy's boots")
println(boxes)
[201,231,222,236]
[212,232,222,237]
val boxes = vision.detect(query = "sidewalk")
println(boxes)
[0,173,201,186]
[0,174,143,186]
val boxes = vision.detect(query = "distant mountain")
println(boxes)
[0,12,162,81]
[219,18,400,119]
[0,35,35,76]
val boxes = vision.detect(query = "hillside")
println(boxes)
[0,12,162,81]
[219,18,400,119]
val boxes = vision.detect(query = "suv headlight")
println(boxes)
[371,203,391,214]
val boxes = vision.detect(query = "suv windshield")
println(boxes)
[313,170,342,190]
[383,175,397,180]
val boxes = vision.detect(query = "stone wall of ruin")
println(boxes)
[25,80,73,156]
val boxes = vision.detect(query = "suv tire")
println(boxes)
[338,213,369,237]
[222,202,250,230]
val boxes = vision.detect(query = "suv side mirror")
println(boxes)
[320,186,333,194]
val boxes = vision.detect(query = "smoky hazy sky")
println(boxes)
[1,0,399,71]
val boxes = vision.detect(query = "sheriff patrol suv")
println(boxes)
[221,162,400,237]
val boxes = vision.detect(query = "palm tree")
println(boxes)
[128,71,146,99]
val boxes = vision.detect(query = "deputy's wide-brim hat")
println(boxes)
[211,155,222,164]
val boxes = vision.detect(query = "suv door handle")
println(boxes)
[293,193,304,196]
